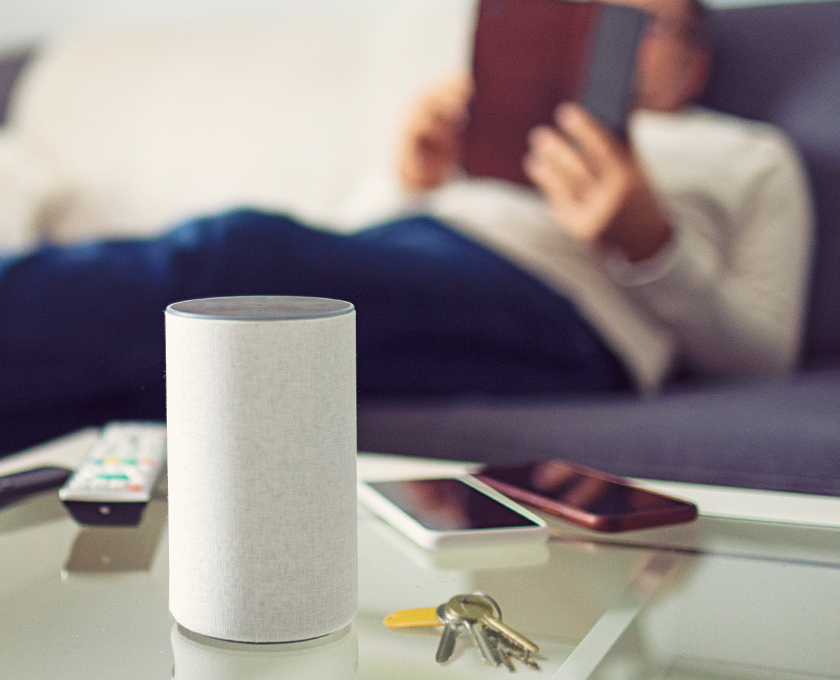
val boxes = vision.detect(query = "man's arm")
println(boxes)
[397,73,472,192]
[526,105,813,378]
[616,127,814,378]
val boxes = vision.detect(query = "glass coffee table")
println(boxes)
[1,431,839,679]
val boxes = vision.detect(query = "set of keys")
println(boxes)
[385,592,541,671]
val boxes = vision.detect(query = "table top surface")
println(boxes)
[2,430,840,680]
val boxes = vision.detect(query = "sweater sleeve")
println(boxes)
[606,129,813,379]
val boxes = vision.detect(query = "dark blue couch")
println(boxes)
[2,1,838,495]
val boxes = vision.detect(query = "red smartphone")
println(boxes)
[474,460,698,532]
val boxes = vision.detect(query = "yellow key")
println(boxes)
[384,606,441,629]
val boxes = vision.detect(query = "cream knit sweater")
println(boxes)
[422,106,814,393]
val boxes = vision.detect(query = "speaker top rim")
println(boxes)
[166,296,355,321]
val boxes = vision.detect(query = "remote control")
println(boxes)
[59,422,167,526]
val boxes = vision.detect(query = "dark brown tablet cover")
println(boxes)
[462,0,647,186]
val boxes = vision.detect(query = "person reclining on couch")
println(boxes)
[0,0,813,450]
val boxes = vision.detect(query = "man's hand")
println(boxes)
[524,103,672,262]
[397,73,473,192]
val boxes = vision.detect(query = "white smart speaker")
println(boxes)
[165,296,357,643]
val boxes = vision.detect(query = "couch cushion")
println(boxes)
[359,367,840,496]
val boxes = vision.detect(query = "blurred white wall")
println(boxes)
[0,0,819,55]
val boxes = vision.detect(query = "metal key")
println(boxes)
[466,592,502,619]
[446,596,503,666]
[434,603,464,663]
[465,593,540,655]
[505,645,540,671]
[462,593,541,671]
[496,644,518,672]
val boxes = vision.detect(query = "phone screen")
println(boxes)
[476,461,697,531]
[365,479,543,531]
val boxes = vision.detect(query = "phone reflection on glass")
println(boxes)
[475,460,697,532]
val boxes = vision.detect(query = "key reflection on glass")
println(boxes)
[170,623,358,680]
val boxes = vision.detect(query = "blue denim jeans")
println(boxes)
[0,210,629,454]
